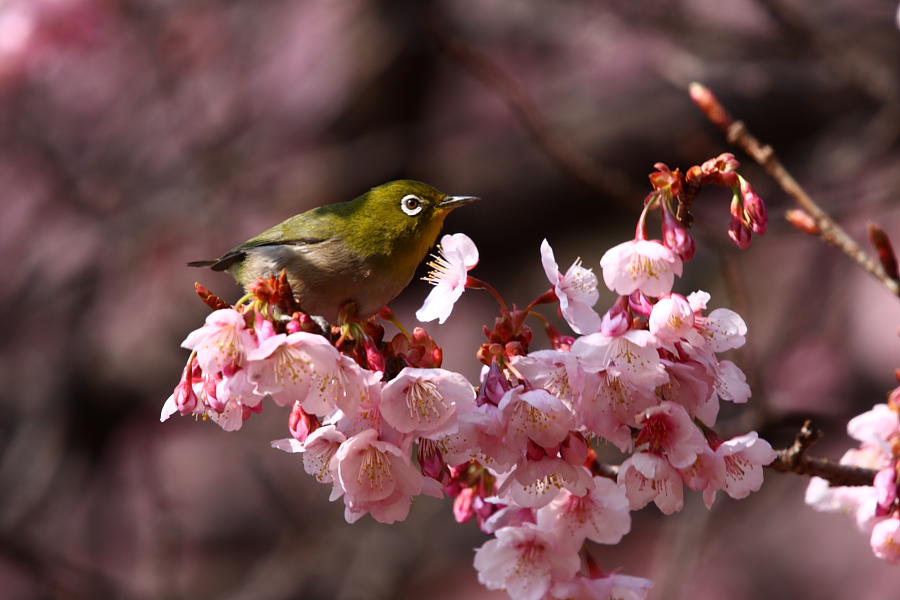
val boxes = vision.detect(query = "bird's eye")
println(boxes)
[400,194,423,216]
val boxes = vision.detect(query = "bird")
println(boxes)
[188,180,478,323]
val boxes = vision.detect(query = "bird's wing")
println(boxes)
[189,209,340,271]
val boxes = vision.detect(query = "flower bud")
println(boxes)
[288,401,317,441]
[453,487,476,523]
[625,291,652,318]
[728,214,753,249]
[785,209,820,235]
[739,176,768,235]
[662,206,696,260]
[601,296,630,337]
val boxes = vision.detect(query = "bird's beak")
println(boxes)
[439,195,480,210]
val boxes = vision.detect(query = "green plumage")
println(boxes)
[189,180,477,322]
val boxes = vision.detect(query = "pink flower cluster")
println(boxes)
[164,161,773,599]
[806,390,900,565]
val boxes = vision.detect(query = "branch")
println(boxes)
[766,419,877,487]
[689,82,900,298]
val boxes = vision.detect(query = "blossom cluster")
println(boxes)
[163,159,775,599]
[806,384,900,565]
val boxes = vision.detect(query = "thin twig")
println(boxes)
[434,33,630,198]
[766,419,877,487]
[690,82,900,297]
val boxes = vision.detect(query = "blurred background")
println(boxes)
[2,0,900,598]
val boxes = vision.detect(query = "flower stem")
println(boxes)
[466,276,510,314]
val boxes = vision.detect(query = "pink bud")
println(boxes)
[418,443,447,481]
[288,401,316,442]
[526,439,548,461]
[662,207,696,260]
[174,367,198,414]
[740,177,768,235]
[728,214,753,250]
[626,291,653,318]
[453,487,476,523]
[561,432,589,465]
[874,467,898,516]
[601,296,631,336]
[476,361,510,406]
[363,338,386,373]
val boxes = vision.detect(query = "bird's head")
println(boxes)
[359,179,479,257]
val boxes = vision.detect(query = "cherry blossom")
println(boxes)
[635,401,707,469]
[182,308,256,374]
[416,232,478,324]
[540,239,602,334]
[334,428,430,524]
[536,476,631,546]
[599,239,683,298]
[618,452,684,514]
[871,518,900,564]
[550,573,654,600]
[715,432,776,500]
[474,523,581,600]
[272,424,346,489]
[379,366,475,439]
[649,293,695,344]
[499,387,575,452]
[497,457,594,508]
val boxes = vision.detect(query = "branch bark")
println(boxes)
[765,419,877,487]
[689,82,900,298]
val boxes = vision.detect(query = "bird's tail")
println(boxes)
[187,259,217,268]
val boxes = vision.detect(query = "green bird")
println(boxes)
[189,180,478,322]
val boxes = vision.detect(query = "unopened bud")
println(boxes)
[739,176,768,235]
[868,224,900,282]
[689,82,734,130]
[662,205,696,260]
[728,214,753,249]
[785,209,820,235]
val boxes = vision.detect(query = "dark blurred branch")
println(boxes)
[690,82,900,298]
[766,419,877,487]
[433,33,630,198]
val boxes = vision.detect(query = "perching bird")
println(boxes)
[189,180,478,322]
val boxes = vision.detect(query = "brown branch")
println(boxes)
[434,33,630,198]
[689,82,900,298]
[766,419,878,487]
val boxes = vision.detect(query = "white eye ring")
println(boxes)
[400,194,423,216]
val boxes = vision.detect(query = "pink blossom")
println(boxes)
[847,403,899,447]
[579,370,658,440]
[874,466,898,516]
[679,446,726,509]
[379,367,475,439]
[658,359,718,426]
[440,400,519,471]
[540,239,602,334]
[335,429,427,524]
[870,518,900,564]
[246,331,336,407]
[599,239,683,298]
[271,425,346,488]
[714,359,751,404]
[550,573,654,600]
[649,293,694,343]
[715,431,776,500]
[694,307,747,352]
[806,444,886,532]
[497,457,593,508]
[512,349,583,410]
[618,452,684,514]
[572,329,667,391]
[635,402,707,469]
[536,476,631,546]
[416,232,478,324]
[473,523,581,600]
[499,387,575,451]
[182,308,256,374]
